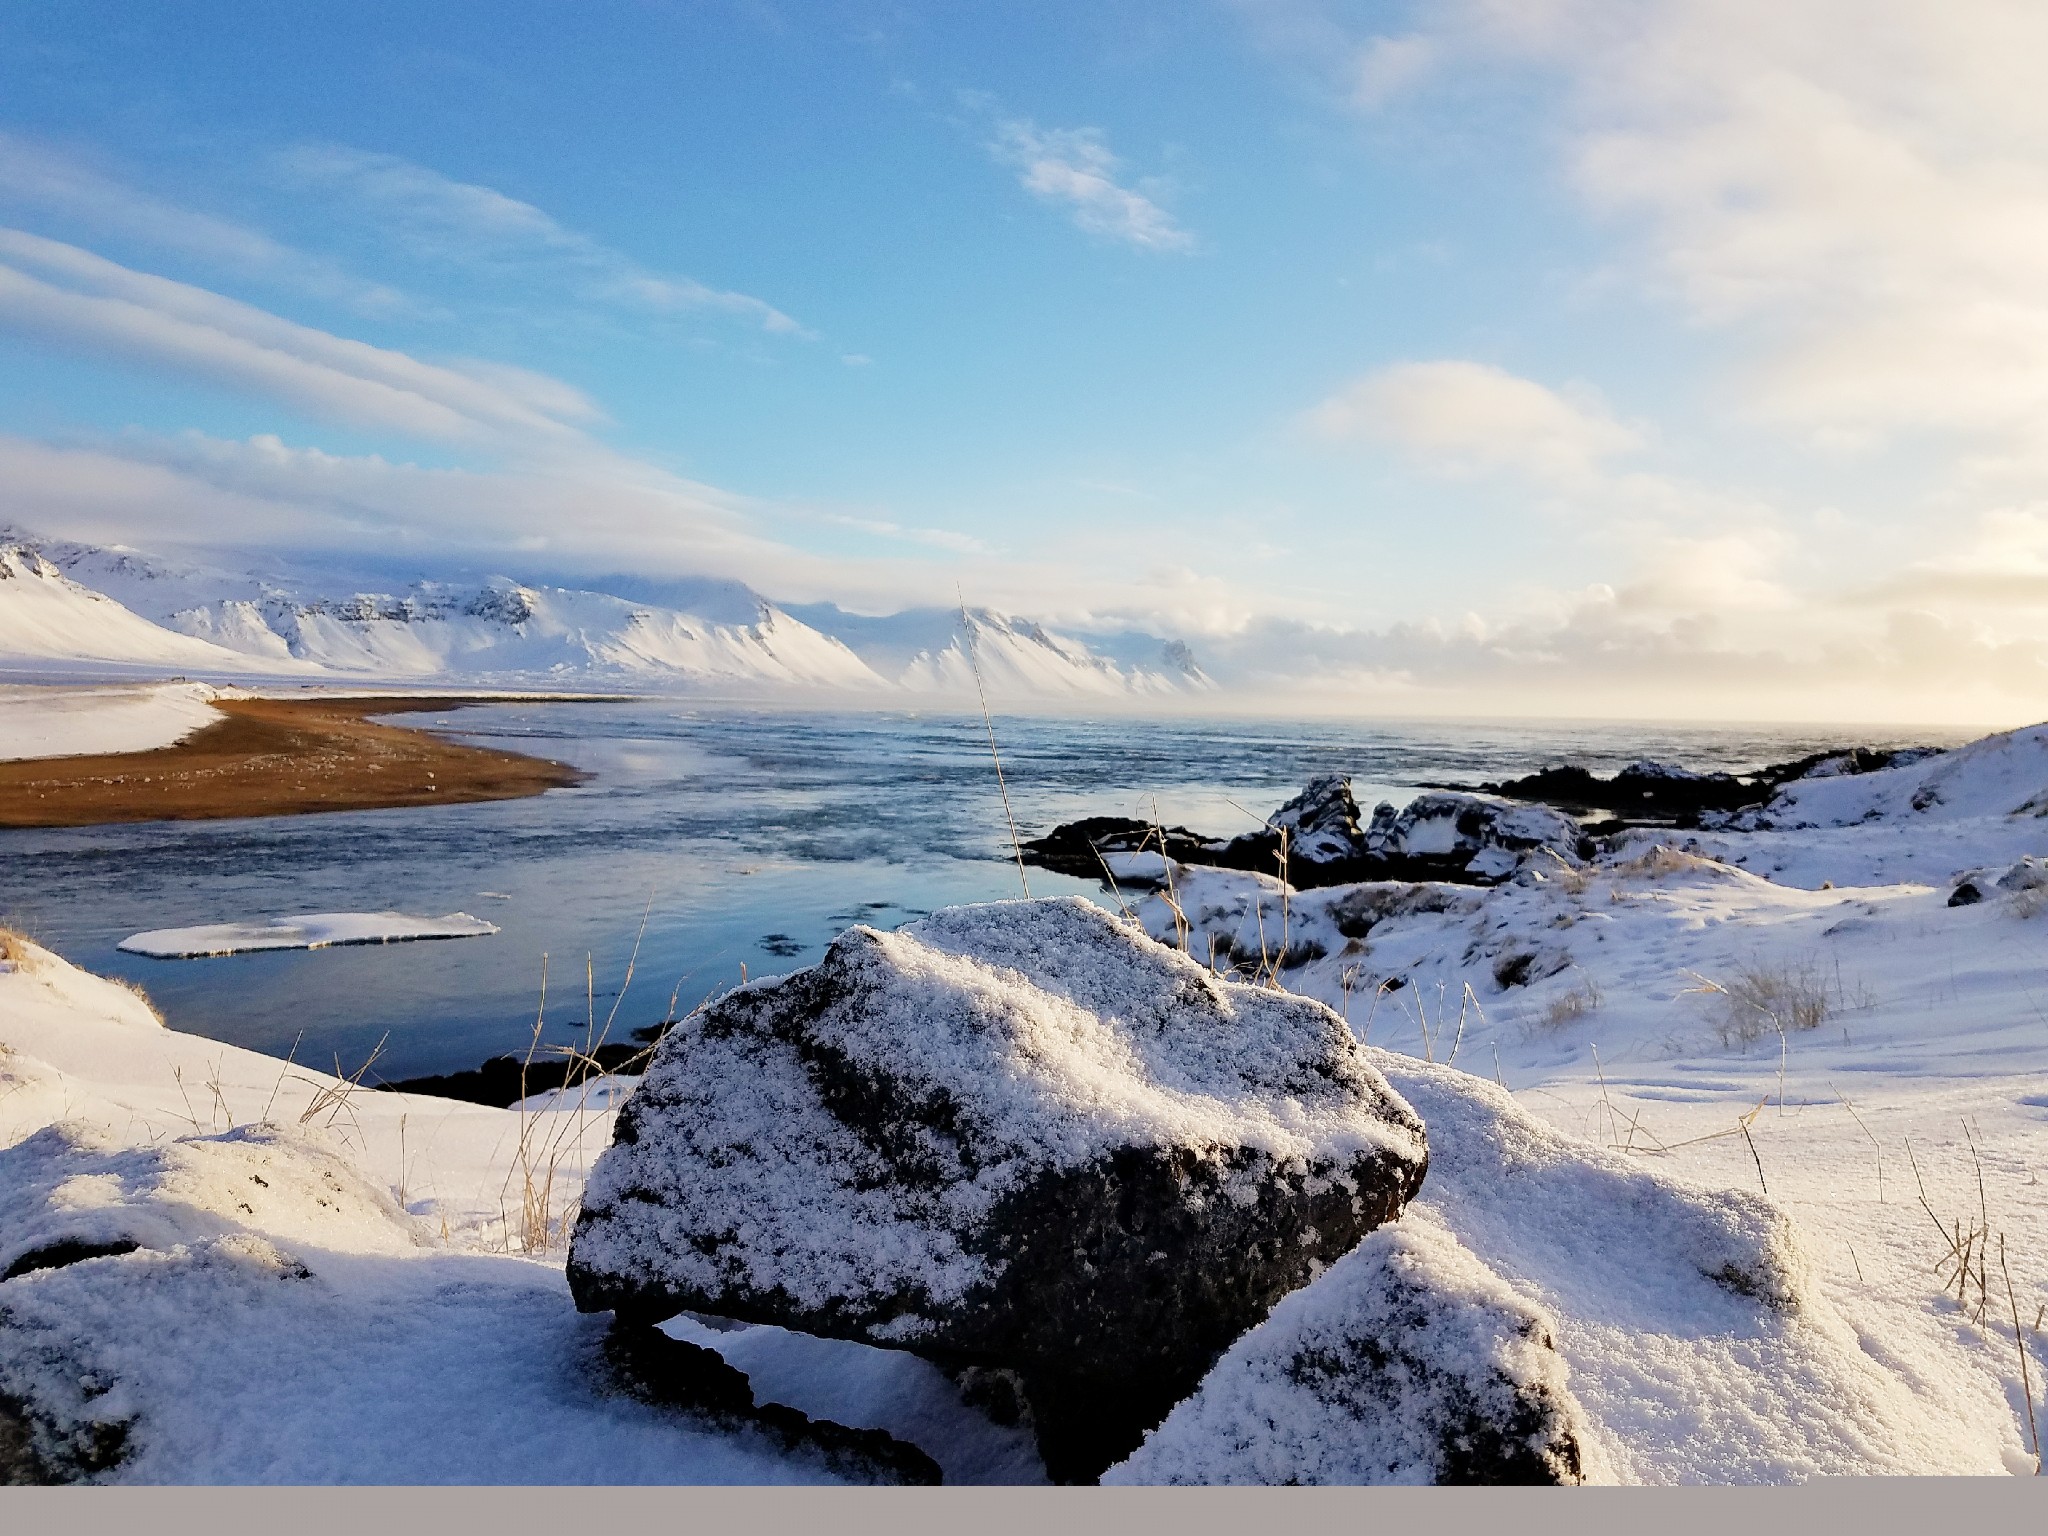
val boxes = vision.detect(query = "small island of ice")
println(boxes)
[117,911,500,959]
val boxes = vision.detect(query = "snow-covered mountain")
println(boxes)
[0,529,1214,699]
[0,543,312,676]
[785,603,1215,698]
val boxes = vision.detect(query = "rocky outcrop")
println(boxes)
[1949,855,2048,907]
[1362,793,1587,883]
[1483,746,1947,827]
[1016,817,1225,882]
[1024,778,1586,891]
[565,897,1429,1482]
[1105,1213,1588,1485]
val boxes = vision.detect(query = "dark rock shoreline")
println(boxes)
[1024,742,1946,893]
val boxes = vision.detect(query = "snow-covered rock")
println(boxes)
[1266,775,1370,865]
[566,896,1429,1482]
[1106,1209,1588,1485]
[0,931,1022,1485]
[1365,793,1586,883]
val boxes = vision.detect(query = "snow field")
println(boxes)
[0,682,223,762]
[1133,835,2048,1473]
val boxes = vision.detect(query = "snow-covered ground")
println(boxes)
[4,720,2047,1482]
[1123,728,2048,1478]
[0,931,1032,1482]
[0,682,223,761]
[117,911,502,959]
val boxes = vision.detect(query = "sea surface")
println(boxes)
[0,701,1974,1079]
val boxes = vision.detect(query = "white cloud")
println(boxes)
[987,120,1194,253]
[1433,1,2048,452]
[1352,35,1436,110]
[0,229,596,444]
[275,145,808,335]
[1306,360,1640,480]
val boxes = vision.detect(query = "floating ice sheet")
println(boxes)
[118,911,499,959]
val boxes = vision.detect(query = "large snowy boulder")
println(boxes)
[1263,775,1370,866]
[1366,793,1586,883]
[1105,1210,1588,1485]
[566,897,1429,1482]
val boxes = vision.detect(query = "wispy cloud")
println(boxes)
[275,145,809,335]
[0,228,597,443]
[986,118,1194,253]
[0,131,409,315]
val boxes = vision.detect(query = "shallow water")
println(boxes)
[0,702,1969,1078]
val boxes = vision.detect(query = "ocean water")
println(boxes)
[0,701,1970,1079]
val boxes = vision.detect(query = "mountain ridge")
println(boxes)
[0,527,1210,699]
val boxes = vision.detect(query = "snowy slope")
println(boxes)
[0,545,307,675]
[788,603,1212,699]
[4,527,887,690]
[238,580,890,688]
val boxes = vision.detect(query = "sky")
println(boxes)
[2,1,2047,724]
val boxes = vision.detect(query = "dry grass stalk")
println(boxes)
[1400,978,1484,1065]
[1832,1081,1885,1202]
[959,590,1030,899]
[1147,797,1190,955]
[499,902,658,1254]
[1906,1134,2046,1468]
[1687,958,1831,1048]
[298,1034,390,1149]
[1539,971,1603,1032]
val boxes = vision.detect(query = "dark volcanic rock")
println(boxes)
[376,1041,653,1108]
[1485,745,1948,827]
[1016,816,1222,882]
[566,897,1429,1483]
[1106,1216,1587,1485]
[1024,778,1586,892]
[601,1320,942,1485]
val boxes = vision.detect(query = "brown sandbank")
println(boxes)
[0,694,591,828]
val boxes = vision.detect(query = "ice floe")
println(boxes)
[117,911,500,958]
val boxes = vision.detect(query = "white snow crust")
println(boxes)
[117,912,501,958]
[0,682,222,761]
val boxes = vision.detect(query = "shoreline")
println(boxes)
[0,692,592,828]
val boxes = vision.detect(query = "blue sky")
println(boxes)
[2,2,2046,721]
